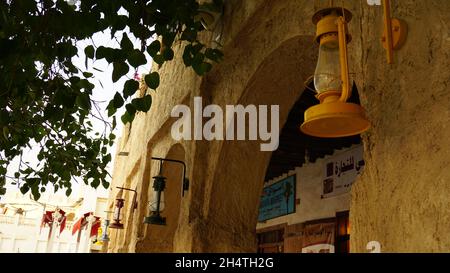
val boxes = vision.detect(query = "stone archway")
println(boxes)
[136,143,185,252]
[195,35,318,252]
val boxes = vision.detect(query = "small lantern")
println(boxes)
[144,157,190,226]
[109,189,124,229]
[144,172,167,226]
[100,219,110,242]
[300,7,370,138]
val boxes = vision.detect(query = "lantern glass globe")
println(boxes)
[314,39,341,94]
[150,191,165,212]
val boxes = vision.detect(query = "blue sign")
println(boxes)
[258,175,296,222]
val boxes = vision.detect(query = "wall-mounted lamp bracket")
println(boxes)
[116,187,138,210]
[381,0,408,64]
[151,157,189,197]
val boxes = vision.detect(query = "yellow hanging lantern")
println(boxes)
[300,7,370,138]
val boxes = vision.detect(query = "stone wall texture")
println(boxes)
[106,0,450,253]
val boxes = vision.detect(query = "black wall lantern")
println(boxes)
[144,157,189,226]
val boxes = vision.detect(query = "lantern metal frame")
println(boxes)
[109,193,125,229]
[300,6,371,138]
[100,211,112,242]
[108,187,138,229]
[143,157,189,226]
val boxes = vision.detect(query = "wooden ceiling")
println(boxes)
[264,83,362,181]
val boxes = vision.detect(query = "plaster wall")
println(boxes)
[106,0,450,253]
[350,0,450,253]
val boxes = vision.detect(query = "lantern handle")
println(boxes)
[337,16,351,102]
[151,157,189,197]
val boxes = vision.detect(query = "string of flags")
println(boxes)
[39,210,101,240]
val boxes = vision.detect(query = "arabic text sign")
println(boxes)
[322,145,365,198]
[258,175,296,222]
[301,221,335,253]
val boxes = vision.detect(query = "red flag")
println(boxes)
[71,212,94,235]
[41,211,53,227]
[72,217,84,235]
[40,211,54,234]
[90,217,101,237]
[57,209,66,234]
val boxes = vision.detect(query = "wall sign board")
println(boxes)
[258,175,296,222]
[322,145,365,198]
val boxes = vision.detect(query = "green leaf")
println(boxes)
[106,101,117,117]
[192,62,212,76]
[112,92,124,108]
[163,47,174,61]
[20,184,29,195]
[181,28,197,42]
[183,45,194,66]
[76,93,91,111]
[83,72,93,78]
[103,154,112,164]
[65,188,72,196]
[162,32,176,48]
[112,62,129,82]
[144,72,160,90]
[127,49,147,68]
[84,45,95,59]
[31,192,41,200]
[95,46,107,59]
[91,178,100,188]
[121,111,135,124]
[125,103,136,116]
[112,117,117,130]
[141,95,152,112]
[102,180,110,189]
[147,40,161,57]
[123,79,139,98]
[153,54,165,65]
[120,33,134,52]
[132,95,152,112]
[205,48,224,63]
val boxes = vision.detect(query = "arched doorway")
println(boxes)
[258,82,363,253]
[199,35,318,252]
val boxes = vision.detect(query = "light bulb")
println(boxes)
[150,190,165,212]
[314,38,341,94]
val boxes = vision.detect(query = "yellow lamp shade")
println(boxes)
[300,102,370,138]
